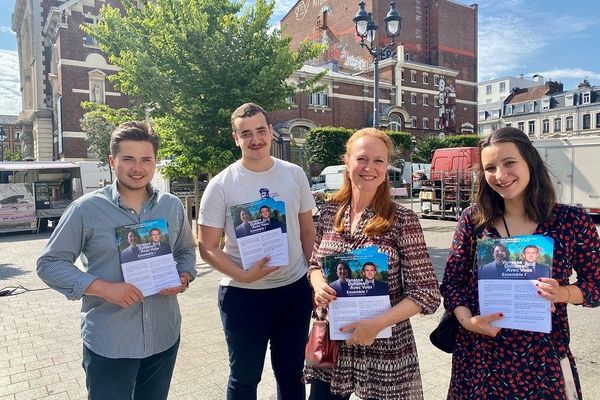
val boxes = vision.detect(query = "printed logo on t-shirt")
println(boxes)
[259,187,279,199]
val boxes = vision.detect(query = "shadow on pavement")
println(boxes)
[0,263,30,280]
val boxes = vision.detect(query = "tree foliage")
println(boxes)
[80,102,142,165]
[3,148,22,161]
[304,127,353,174]
[84,0,323,178]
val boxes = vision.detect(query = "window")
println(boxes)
[434,75,440,86]
[309,92,328,107]
[542,119,549,134]
[400,70,404,81]
[423,118,429,129]
[505,105,513,115]
[88,69,106,104]
[422,94,428,106]
[423,73,429,85]
[434,95,439,107]
[411,116,417,127]
[410,93,417,105]
[434,119,440,130]
[486,84,492,95]
[583,114,591,129]
[518,122,525,131]
[566,116,573,131]
[410,71,417,83]
[582,92,591,104]
[83,17,99,47]
[542,98,550,110]
[566,94,574,106]
[528,102,535,113]
[478,111,487,121]
[499,82,506,92]
[528,120,535,135]
[596,113,600,129]
[516,104,525,113]
[554,118,561,132]
[388,113,404,131]
[285,95,295,105]
[505,123,512,128]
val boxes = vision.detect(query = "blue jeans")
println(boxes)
[218,276,312,400]
[82,338,180,400]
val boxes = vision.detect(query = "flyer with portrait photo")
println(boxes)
[321,246,392,340]
[115,219,181,297]
[477,234,554,333]
[230,198,288,269]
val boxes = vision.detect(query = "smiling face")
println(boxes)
[481,141,531,206]
[239,209,251,223]
[150,229,161,243]
[109,140,156,194]
[493,245,507,263]
[362,264,377,280]
[523,247,539,263]
[345,136,389,196]
[336,263,349,281]
[232,113,273,167]
[127,231,138,246]
[259,206,271,219]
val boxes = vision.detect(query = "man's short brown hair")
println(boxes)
[230,103,270,130]
[110,121,159,157]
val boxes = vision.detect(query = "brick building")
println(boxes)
[0,115,23,160]
[275,0,478,138]
[12,0,128,161]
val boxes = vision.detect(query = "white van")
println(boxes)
[311,164,405,193]
[75,161,112,194]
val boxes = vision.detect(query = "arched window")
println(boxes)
[388,113,404,131]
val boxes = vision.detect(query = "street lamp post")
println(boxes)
[353,0,401,128]
[0,127,6,162]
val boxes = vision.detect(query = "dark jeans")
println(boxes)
[309,379,351,400]
[82,338,180,400]
[218,276,312,400]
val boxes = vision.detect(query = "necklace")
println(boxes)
[501,215,511,237]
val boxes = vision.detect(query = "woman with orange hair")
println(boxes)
[304,128,440,399]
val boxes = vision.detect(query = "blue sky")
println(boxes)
[1,0,599,115]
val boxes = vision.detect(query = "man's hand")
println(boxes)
[159,273,191,296]
[86,279,144,308]
[238,257,278,283]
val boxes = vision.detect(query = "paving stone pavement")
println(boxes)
[1,223,599,399]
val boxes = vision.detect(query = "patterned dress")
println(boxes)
[303,202,441,399]
[440,204,600,399]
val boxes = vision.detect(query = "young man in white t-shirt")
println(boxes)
[198,103,315,400]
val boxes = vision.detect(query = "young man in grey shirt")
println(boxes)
[37,121,196,399]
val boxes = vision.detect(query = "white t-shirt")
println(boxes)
[199,157,315,289]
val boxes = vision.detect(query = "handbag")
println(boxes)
[305,320,339,368]
[429,311,460,353]
[430,225,478,353]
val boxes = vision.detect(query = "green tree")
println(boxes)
[84,0,323,179]
[304,127,353,175]
[80,102,142,175]
[3,148,22,161]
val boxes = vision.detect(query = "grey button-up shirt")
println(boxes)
[37,182,197,359]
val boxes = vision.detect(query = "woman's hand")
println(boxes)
[536,278,574,304]
[313,281,337,308]
[462,313,503,337]
[341,319,381,346]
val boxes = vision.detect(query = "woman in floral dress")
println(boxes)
[441,127,599,399]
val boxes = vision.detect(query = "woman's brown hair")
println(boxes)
[474,127,556,229]
[331,128,396,236]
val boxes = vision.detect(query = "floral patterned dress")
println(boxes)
[440,204,599,399]
[303,203,441,399]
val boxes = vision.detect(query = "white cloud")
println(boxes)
[0,49,22,116]
[529,68,600,82]
[0,26,16,35]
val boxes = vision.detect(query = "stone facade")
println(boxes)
[12,0,128,161]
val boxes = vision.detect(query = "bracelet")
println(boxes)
[564,286,572,304]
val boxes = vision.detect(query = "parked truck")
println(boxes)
[532,136,600,216]
[419,147,479,220]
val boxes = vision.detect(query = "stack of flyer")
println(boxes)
[477,234,554,333]
[321,246,392,340]
[231,198,288,269]
[116,219,181,297]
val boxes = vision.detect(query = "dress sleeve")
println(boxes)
[396,208,441,315]
[571,208,600,307]
[440,207,477,313]
[307,204,330,279]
